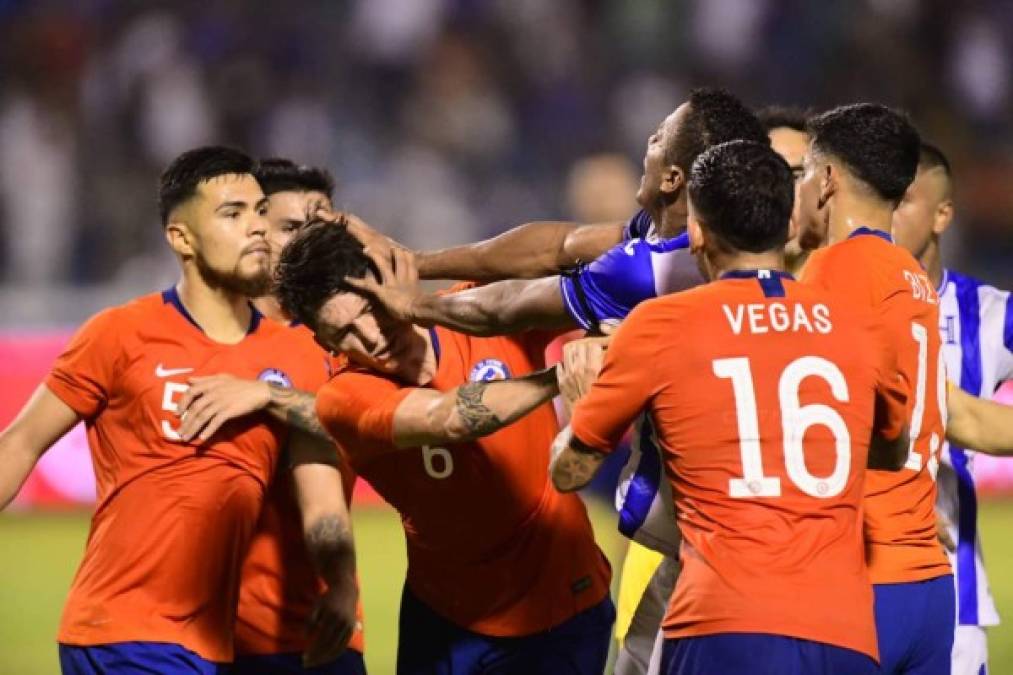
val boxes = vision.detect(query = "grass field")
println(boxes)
[2,499,1011,674]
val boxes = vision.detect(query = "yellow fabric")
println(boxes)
[614,540,665,644]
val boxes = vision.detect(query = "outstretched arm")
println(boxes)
[289,432,358,667]
[391,366,559,448]
[0,385,81,510]
[346,246,575,337]
[946,385,1013,455]
[416,220,626,281]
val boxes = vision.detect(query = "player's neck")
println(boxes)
[920,236,944,289]
[252,295,292,325]
[176,274,255,344]
[709,250,787,279]
[396,325,439,386]
[653,201,688,239]
[827,194,894,245]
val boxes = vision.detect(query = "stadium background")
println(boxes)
[0,1,1011,673]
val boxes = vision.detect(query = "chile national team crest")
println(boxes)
[257,368,293,388]
[469,358,510,382]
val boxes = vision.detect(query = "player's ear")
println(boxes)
[660,164,684,196]
[165,220,196,258]
[933,200,954,236]
[817,163,836,209]
[687,216,706,254]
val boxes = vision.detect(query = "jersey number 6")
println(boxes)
[422,445,454,479]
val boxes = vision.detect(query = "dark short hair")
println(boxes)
[689,140,794,254]
[756,105,813,133]
[918,142,951,177]
[666,88,769,173]
[274,218,377,327]
[158,146,256,225]
[255,158,336,199]
[807,103,920,203]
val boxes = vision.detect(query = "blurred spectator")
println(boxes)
[565,153,640,223]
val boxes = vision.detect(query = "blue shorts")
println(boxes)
[874,575,955,674]
[232,649,366,674]
[396,587,614,675]
[59,642,227,675]
[660,633,877,675]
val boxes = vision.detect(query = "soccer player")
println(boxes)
[551,139,909,674]
[893,142,1013,675]
[0,146,357,674]
[796,104,954,674]
[274,221,614,674]
[173,158,367,674]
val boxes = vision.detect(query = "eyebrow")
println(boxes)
[216,201,248,213]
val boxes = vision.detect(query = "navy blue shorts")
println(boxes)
[660,633,878,675]
[59,642,227,674]
[232,649,366,674]
[396,587,614,675]
[874,575,955,674]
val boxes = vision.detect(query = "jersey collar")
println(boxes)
[162,286,263,336]
[720,269,795,298]
[847,226,894,243]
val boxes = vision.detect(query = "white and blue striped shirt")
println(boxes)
[937,268,1013,627]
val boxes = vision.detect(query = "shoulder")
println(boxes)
[70,293,160,343]
[318,369,403,417]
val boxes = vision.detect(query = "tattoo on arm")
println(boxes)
[455,382,503,436]
[553,438,606,492]
[305,514,354,583]
[268,385,329,440]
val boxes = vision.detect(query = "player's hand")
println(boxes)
[304,580,358,667]
[557,336,610,416]
[175,375,272,444]
[344,244,421,323]
[343,211,408,267]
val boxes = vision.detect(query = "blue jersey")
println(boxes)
[936,268,1013,627]
[559,211,702,333]
[558,210,703,554]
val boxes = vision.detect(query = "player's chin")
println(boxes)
[234,264,273,298]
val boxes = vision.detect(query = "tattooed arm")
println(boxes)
[289,431,358,666]
[175,375,330,443]
[548,425,607,493]
[390,366,560,448]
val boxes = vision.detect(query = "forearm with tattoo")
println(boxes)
[550,433,607,493]
[444,366,558,442]
[454,382,503,436]
[266,385,330,441]
[305,513,356,586]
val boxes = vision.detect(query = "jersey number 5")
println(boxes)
[715,355,851,499]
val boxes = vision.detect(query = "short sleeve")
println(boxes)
[999,292,1013,383]
[569,302,665,453]
[44,309,124,419]
[316,373,413,460]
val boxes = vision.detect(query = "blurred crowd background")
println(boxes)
[0,0,1012,328]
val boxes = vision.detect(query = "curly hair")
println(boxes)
[807,103,920,203]
[689,140,794,253]
[665,88,769,173]
[274,217,377,327]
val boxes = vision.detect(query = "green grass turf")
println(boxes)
[1,499,1010,674]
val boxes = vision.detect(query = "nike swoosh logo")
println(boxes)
[156,364,194,377]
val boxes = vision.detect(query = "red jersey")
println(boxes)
[46,289,330,662]
[235,325,365,656]
[571,271,908,661]
[315,326,611,637]
[803,229,950,584]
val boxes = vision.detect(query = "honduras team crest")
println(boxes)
[469,358,510,382]
[257,368,293,388]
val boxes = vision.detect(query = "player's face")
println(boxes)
[795,144,830,251]
[265,190,332,273]
[892,166,949,259]
[769,127,810,258]
[636,104,686,208]
[182,174,272,296]
[315,291,422,375]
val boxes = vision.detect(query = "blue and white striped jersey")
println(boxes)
[937,268,1013,627]
[558,210,703,553]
